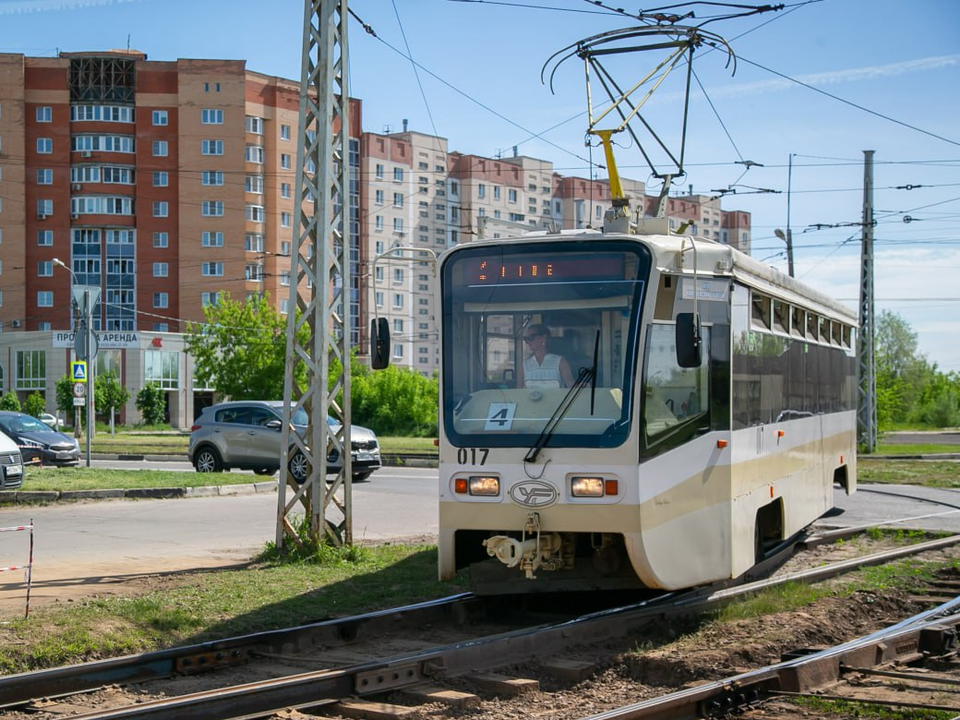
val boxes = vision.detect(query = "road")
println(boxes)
[0,465,957,615]
[0,466,436,613]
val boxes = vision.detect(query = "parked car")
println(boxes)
[0,412,80,467]
[0,431,24,490]
[38,413,64,430]
[188,400,381,482]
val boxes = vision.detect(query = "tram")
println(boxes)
[374,205,858,593]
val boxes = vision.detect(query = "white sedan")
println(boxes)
[38,413,64,429]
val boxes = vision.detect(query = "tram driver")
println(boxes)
[517,323,575,389]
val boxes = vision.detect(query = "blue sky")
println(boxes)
[3,0,959,371]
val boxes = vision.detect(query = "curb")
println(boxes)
[7,481,279,503]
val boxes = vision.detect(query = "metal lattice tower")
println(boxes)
[856,150,877,452]
[277,0,352,549]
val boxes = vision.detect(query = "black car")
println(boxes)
[0,412,80,467]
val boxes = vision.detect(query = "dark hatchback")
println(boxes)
[0,412,80,466]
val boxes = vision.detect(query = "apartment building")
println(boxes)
[0,50,362,426]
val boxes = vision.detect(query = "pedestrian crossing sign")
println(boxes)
[71,361,87,382]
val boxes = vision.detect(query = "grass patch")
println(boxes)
[857,460,960,488]
[85,431,435,457]
[0,543,460,674]
[9,466,258,493]
[790,695,954,719]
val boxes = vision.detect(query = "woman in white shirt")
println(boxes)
[517,323,574,388]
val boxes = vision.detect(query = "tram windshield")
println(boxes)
[440,239,651,449]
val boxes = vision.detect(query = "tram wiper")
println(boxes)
[524,365,594,465]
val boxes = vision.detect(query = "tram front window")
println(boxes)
[441,241,651,449]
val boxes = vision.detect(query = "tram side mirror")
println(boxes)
[370,318,391,369]
[676,312,702,368]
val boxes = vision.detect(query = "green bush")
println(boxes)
[0,392,21,412]
[22,391,46,419]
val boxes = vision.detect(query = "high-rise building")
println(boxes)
[0,50,361,425]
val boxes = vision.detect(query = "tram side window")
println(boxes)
[642,323,709,441]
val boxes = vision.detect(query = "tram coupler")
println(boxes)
[483,512,562,579]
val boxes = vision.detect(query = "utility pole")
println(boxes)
[857,150,877,452]
[785,153,795,277]
[277,0,352,550]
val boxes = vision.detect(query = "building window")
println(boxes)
[153,201,168,217]
[153,171,168,187]
[281,212,291,227]
[154,323,169,332]
[202,170,224,186]
[37,169,53,184]
[153,262,168,277]
[202,108,224,124]
[37,291,53,307]
[37,261,53,277]
[144,351,180,389]
[393,293,403,308]
[152,110,168,126]
[280,124,291,140]
[244,116,263,134]
[202,201,224,217]
[153,292,169,308]
[201,292,218,307]
[202,231,224,247]
[245,174,263,193]
[37,230,53,246]
[245,145,263,163]
[280,271,290,286]
[153,140,168,157]
[375,291,383,307]
[245,233,264,251]
[393,193,403,207]
[393,167,403,181]
[478,183,486,198]
[37,199,53,217]
[393,218,403,233]
[375,189,384,205]
[375,163,384,179]
[16,350,45,391]
[202,262,223,277]
[393,343,403,359]
[245,263,263,281]
[281,182,291,199]
[245,204,264,222]
[280,153,291,169]
[37,138,52,154]
[508,189,517,203]
[36,106,52,122]
[393,268,404,283]
[153,231,168,248]
[201,139,224,155]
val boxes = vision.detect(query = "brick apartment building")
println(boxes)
[0,50,750,427]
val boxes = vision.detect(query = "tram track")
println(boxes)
[1,530,958,719]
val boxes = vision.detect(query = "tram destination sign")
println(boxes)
[52,331,141,350]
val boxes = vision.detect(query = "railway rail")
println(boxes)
[1,531,958,719]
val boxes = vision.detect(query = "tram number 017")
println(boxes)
[457,448,489,465]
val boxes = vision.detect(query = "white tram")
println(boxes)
[375,214,858,593]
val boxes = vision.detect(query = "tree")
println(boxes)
[186,292,308,400]
[22,392,46,419]
[96,371,130,427]
[55,375,75,419]
[0,392,20,412]
[136,383,166,426]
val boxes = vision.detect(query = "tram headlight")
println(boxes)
[466,475,500,496]
[571,476,619,497]
[571,476,605,497]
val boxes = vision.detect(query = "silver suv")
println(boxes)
[188,400,381,482]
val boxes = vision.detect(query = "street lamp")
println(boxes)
[52,258,97,467]
[773,229,795,278]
